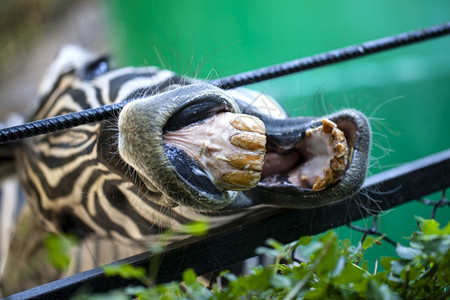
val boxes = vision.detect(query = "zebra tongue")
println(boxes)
[163,112,266,191]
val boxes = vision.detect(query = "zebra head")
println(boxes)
[12,45,370,239]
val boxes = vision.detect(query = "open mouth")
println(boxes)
[163,106,353,195]
[118,83,369,210]
[260,118,350,191]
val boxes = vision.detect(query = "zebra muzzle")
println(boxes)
[119,83,248,209]
[119,83,369,210]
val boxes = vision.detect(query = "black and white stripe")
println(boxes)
[0,46,282,295]
[16,46,272,243]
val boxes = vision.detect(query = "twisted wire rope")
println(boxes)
[1,22,449,144]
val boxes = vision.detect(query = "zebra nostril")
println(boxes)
[56,209,92,237]
[57,210,77,234]
[54,208,94,238]
[163,97,232,133]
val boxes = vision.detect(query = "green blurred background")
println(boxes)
[0,0,448,272]
[103,0,450,268]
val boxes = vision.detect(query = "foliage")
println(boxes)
[69,218,450,300]
[44,233,80,270]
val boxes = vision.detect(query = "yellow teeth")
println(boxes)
[312,118,349,191]
[163,112,266,191]
[289,118,349,192]
[321,118,335,134]
[334,143,347,158]
[301,173,309,182]
[221,170,261,191]
[229,115,265,135]
[223,114,266,189]
[312,176,325,191]
[230,132,266,151]
[226,152,264,171]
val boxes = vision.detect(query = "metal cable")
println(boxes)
[1,22,449,144]
[0,102,129,144]
[210,22,450,89]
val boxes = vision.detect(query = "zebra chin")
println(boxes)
[118,83,371,211]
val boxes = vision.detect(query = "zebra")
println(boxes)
[0,45,370,295]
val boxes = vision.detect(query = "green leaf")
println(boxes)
[67,221,450,299]
[44,233,79,270]
[103,263,147,280]
[270,274,291,289]
[150,243,165,254]
[266,238,284,250]
[296,241,324,261]
[390,260,407,276]
[380,257,395,272]
[395,244,421,260]
[331,255,346,278]
[294,235,314,247]
[315,231,339,275]
[179,221,209,236]
[367,280,401,300]
[221,271,237,283]
[361,260,370,272]
[334,261,367,285]
[442,221,450,234]
[124,286,148,296]
[417,218,450,235]
[182,268,197,285]
[363,236,375,250]
[255,246,280,257]
[421,218,441,235]
[341,238,352,250]
[227,267,272,295]
[274,264,291,274]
